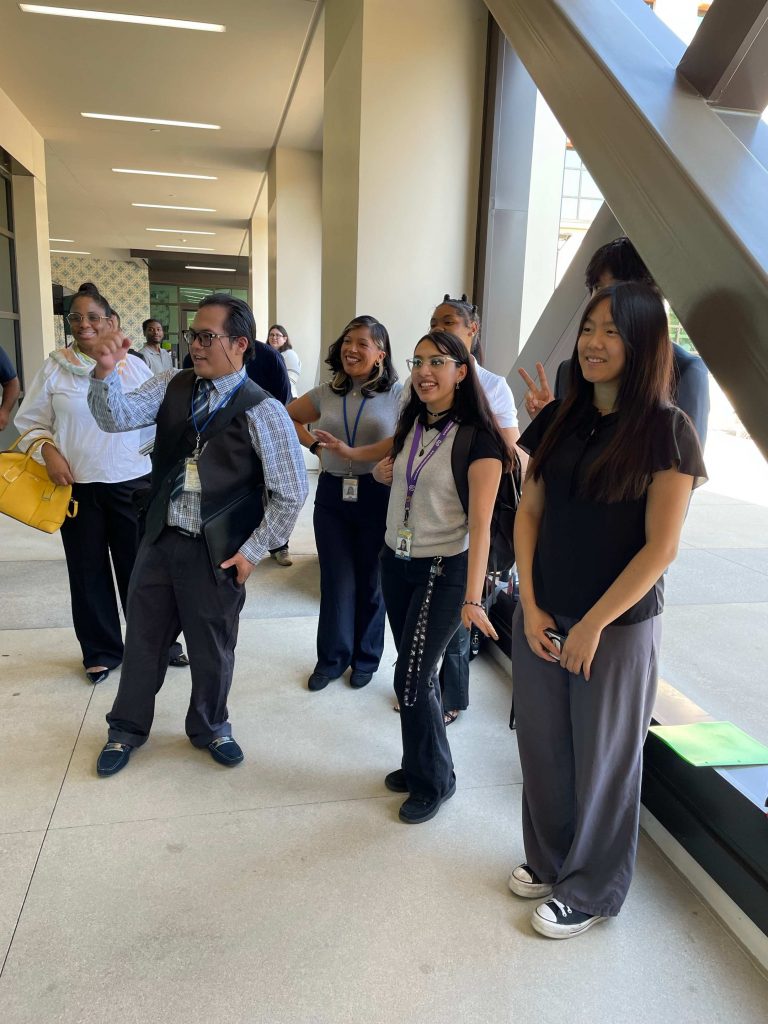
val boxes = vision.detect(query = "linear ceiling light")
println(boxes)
[185,265,236,272]
[82,113,220,130]
[19,6,226,32]
[50,248,91,254]
[155,245,215,251]
[146,228,216,235]
[49,237,74,242]
[133,203,216,212]
[113,168,217,180]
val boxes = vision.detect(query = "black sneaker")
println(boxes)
[307,672,331,691]
[398,776,456,824]
[96,742,132,777]
[384,768,408,793]
[349,670,373,688]
[532,899,606,939]
[208,736,244,767]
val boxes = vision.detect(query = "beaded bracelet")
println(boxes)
[462,600,484,609]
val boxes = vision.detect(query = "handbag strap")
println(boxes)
[3,428,56,455]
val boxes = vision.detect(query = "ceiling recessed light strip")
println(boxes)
[49,237,74,242]
[83,113,220,130]
[186,265,236,272]
[19,6,226,32]
[113,168,217,180]
[146,228,216,235]
[156,245,215,251]
[50,249,91,254]
[133,203,216,212]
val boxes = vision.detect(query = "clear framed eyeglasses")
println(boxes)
[406,356,462,371]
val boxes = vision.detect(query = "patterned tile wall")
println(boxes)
[50,255,149,350]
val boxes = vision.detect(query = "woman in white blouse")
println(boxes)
[15,282,186,684]
[267,324,302,399]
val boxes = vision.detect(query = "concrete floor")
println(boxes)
[1,475,767,1023]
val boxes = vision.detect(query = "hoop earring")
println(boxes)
[370,359,384,384]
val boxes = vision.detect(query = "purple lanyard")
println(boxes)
[403,420,456,524]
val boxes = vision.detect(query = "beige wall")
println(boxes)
[49,255,150,349]
[322,0,488,376]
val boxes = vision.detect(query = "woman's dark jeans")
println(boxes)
[380,546,468,802]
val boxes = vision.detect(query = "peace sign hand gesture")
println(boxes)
[517,362,554,419]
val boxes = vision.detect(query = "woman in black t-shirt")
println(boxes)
[509,282,706,940]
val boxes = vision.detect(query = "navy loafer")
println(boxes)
[96,742,132,777]
[208,736,244,767]
[349,670,373,688]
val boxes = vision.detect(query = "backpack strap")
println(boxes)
[450,422,476,516]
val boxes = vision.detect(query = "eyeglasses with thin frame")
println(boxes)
[406,356,462,371]
[66,312,112,326]
[182,329,238,348]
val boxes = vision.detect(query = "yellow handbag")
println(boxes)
[0,428,78,533]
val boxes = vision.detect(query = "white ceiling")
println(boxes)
[0,0,324,260]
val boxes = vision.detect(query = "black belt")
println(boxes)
[168,524,201,539]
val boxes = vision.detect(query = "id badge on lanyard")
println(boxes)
[342,476,359,502]
[397,420,456,559]
[183,457,202,493]
[341,393,368,503]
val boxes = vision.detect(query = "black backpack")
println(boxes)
[451,423,521,574]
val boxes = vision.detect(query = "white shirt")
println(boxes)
[141,345,173,376]
[280,348,302,399]
[399,362,519,428]
[15,354,153,483]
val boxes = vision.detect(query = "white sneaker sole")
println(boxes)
[531,907,607,939]
[508,873,554,899]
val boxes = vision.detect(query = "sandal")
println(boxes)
[444,710,460,726]
[393,703,400,713]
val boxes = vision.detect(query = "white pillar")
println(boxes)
[12,173,53,384]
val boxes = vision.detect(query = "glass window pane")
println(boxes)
[0,234,16,312]
[564,149,581,170]
[149,284,177,303]
[562,168,581,196]
[561,197,579,220]
[179,286,213,303]
[0,316,20,386]
[232,289,248,301]
[578,197,604,220]
[580,170,602,199]
[0,176,10,232]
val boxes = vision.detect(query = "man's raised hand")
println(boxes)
[91,326,132,379]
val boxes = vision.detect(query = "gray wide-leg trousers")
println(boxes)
[511,603,661,918]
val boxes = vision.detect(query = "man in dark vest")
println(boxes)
[87,294,308,776]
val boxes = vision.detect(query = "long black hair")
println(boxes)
[530,282,674,502]
[393,331,510,470]
[325,315,398,396]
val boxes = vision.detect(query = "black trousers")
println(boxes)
[439,625,470,710]
[312,472,389,678]
[106,529,245,748]
[60,478,147,669]
[380,547,468,802]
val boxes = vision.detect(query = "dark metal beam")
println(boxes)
[485,0,768,458]
[678,0,768,113]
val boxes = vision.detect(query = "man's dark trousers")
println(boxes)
[106,528,245,748]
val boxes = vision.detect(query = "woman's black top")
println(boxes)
[518,401,707,625]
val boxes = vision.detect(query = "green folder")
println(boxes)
[648,722,768,767]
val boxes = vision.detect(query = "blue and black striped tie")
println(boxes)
[169,378,212,503]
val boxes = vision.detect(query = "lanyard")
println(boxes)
[342,393,368,448]
[403,420,456,524]
[190,375,247,451]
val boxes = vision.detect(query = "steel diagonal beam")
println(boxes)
[485,0,768,456]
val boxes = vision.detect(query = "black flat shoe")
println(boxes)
[96,742,132,777]
[307,672,330,691]
[208,736,244,767]
[350,670,373,688]
[85,669,110,685]
[168,653,190,668]
[398,776,456,824]
[385,769,408,793]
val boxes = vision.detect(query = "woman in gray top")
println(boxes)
[288,315,402,691]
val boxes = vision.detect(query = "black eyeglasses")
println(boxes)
[66,312,112,326]
[182,329,238,348]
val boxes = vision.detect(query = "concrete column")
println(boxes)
[476,31,564,377]
[267,147,322,394]
[322,0,488,372]
[12,173,53,385]
[248,185,269,335]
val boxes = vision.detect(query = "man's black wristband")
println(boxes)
[309,440,321,456]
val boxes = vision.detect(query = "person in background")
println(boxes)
[87,293,307,776]
[267,324,302,399]
[425,295,521,726]
[141,319,173,376]
[0,347,20,431]
[14,282,188,683]
[509,282,706,938]
[519,237,710,447]
[374,331,506,823]
[288,315,401,692]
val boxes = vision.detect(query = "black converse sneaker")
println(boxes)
[508,863,554,899]
[532,898,606,939]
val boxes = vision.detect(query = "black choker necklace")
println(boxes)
[426,407,451,418]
